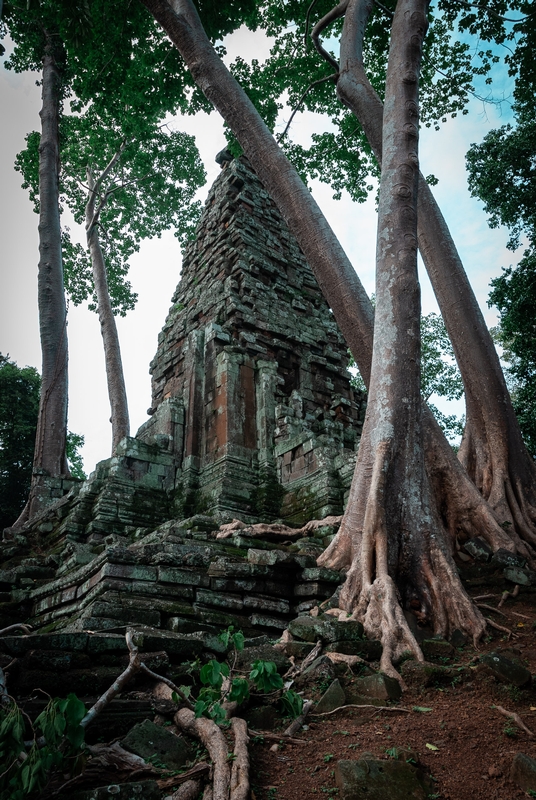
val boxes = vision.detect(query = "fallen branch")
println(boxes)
[175,708,230,800]
[139,662,194,710]
[247,729,305,745]
[81,630,141,728]
[494,705,534,737]
[473,594,498,601]
[510,610,532,620]
[230,717,249,800]
[283,640,322,679]
[310,704,412,717]
[498,585,520,608]
[283,699,314,737]
[0,624,32,636]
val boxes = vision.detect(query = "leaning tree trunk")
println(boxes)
[140,0,531,567]
[85,168,130,453]
[330,0,484,677]
[334,0,536,545]
[14,32,70,526]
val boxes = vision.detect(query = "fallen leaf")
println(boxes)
[426,743,439,751]
[413,706,433,713]
[517,622,525,628]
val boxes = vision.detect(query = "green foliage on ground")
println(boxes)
[0,693,86,800]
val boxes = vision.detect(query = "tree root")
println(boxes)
[498,585,520,608]
[0,624,32,637]
[476,603,508,618]
[229,718,249,800]
[485,618,514,638]
[248,730,305,745]
[310,704,412,717]
[174,709,230,800]
[494,705,534,737]
[81,630,141,729]
[170,780,202,800]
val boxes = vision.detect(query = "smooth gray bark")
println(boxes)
[85,165,130,452]
[20,33,70,523]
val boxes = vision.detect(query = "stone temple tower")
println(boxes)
[137,155,365,523]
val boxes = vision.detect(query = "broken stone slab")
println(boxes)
[134,627,226,657]
[122,719,192,770]
[325,640,382,661]
[421,638,454,660]
[69,782,161,800]
[491,548,527,569]
[247,549,295,566]
[335,758,432,799]
[0,632,89,656]
[235,644,291,673]
[511,752,536,793]
[504,566,536,586]
[294,655,336,689]
[298,567,343,584]
[463,536,493,562]
[480,652,531,686]
[351,673,402,701]
[288,615,364,644]
[315,678,346,714]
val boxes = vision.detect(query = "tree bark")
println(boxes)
[326,0,485,677]
[335,0,536,545]
[17,31,70,524]
[85,167,130,453]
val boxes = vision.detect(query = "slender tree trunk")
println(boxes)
[85,168,130,453]
[14,32,69,526]
[335,0,536,544]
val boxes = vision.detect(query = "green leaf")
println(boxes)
[228,677,250,705]
[413,706,433,713]
[426,743,439,751]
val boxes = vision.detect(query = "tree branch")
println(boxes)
[277,74,338,142]
[311,0,349,71]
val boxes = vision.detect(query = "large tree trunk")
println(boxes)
[335,0,536,545]
[330,0,484,677]
[85,168,130,453]
[15,32,70,525]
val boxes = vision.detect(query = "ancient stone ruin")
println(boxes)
[138,154,365,523]
[1,154,366,650]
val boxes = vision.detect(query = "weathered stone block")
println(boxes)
[480,652,531,686]
[511,752,536,792]
[122,719,192,769]
[335,759,432,799]
[351,673,402,701]
[315,679,346,714]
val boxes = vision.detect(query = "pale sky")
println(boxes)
[0,25,520,474]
